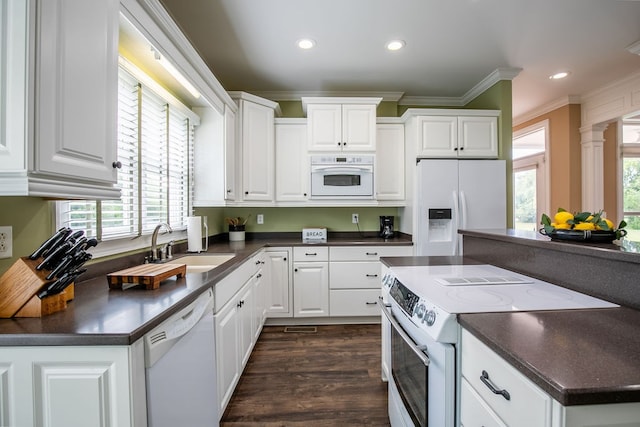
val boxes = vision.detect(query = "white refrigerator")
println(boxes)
[415,159,506,256]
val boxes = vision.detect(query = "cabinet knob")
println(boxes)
[257,273,262,278]
[283,257,287,261]
[294,268,298,272]
[459,147,464,150]
[453,147,458,151]
[227,189,232,193]
[245,191,249,195]
[303,193,307,197]
[112,161,122,169]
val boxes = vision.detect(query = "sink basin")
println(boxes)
[167,254,236,273]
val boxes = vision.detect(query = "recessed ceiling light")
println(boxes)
[297,38,316,50]
[549,71,570,80]
[386,40,406,51]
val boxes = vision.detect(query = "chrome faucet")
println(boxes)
[151,223,173,262]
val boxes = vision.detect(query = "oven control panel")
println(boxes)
[384,271,458,343]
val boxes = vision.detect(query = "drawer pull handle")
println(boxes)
[365,302,377,305]
[365,252,378,256]
[480,370,511,401]
[305,252,317,256]
[366,274,379,278]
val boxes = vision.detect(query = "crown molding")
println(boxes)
[461,67,522,104]
[252,90,404,102]
[398,67,522,106]
[513,95,581,126]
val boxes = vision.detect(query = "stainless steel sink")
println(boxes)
[167,254,236,273]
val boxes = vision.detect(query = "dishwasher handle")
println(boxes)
[145,288,214,367]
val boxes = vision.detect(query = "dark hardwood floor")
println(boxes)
[220,324,390,426]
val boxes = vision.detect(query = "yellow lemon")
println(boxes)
[574,222,596,231]
[553,223,571,230]
[554,211,574,224]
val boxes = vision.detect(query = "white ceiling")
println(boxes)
[156,0,640,121]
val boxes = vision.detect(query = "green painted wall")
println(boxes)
[0,197,54,274]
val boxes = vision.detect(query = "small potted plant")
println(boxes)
[226,216,249,241]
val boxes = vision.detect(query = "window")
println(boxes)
[57,61,197,251]
[621,119,640,242]
[512,120,549,231]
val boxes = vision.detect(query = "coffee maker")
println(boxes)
[379,216,394,239]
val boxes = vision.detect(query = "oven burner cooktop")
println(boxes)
[383,264,618,343]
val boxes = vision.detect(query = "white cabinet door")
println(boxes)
[241,100,274,201]
[275,121,309,202]
[458,116,498,158]
[192,106,225,206]
[238,281,255,367]
[0,344,142,427]
[224,106,238,201]
[307,104,342,151]
[417,115,458,157]
[293,262,329,317]
[342,104,377,151]
[265,248,292,317]
[33,0,120,193]
[376,123,405,200]
[215,298,240,414]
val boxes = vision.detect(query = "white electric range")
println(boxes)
[379,264,618,427]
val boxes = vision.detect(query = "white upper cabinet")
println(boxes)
[229,91,279,203]
[275,119,308,202]
[303,97,381,152]
[0,0,121,199]
[407,109,499,159]
[32,0,121,198]
[376,121,405,201]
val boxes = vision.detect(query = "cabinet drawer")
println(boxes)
[329,245,411,261]
[460,377,507,427]
[461,329,551,427]
[330,262,381,289]
[294,246,328,262]
[329,289,380,316]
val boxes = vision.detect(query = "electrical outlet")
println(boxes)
[0,226,12,259]
[257,214,264,224]
[352,213,359,224]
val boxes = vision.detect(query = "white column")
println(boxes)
[580,123,608,212]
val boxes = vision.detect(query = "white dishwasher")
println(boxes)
[144,288,218,426]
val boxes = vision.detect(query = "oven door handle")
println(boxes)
[311,165,373,173]
[378,297,430,367]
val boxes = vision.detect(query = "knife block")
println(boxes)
[0,257,74,318]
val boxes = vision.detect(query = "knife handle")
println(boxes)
[29,227,70,260]
[45,256,73,281]
[36,242,72,271]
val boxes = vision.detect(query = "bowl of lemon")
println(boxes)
[540,208,627,243]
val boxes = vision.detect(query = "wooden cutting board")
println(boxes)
[107,263,187,290]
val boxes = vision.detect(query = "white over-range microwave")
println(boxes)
[310,155,374,199]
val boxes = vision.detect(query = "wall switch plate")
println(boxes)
[257,214,264,224]
[0,226,12,259]
[352,213,359,224]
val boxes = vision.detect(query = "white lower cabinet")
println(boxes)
[264,248,293,317]
[0,342,146,427]
[293,247,329,317]
[461,328,640,427]
[329,246,412,317]
[214,252,265,418]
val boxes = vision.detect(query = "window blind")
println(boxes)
[57,65,197,242]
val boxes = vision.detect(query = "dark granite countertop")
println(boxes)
[459,307,640,406]
[0,233,412,346]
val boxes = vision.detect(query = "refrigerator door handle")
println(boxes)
[460,190,468,229]
[452,191,460,256]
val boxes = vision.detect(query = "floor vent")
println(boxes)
[284,326,317,333]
